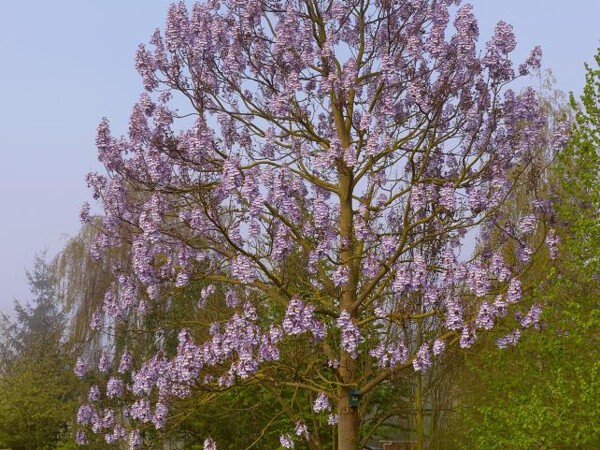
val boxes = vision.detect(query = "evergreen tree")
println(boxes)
[0,252,80,450]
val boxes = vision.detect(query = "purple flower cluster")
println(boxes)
[231,255,256,283]
[546,229,560,259]
[220,157,241,195]
[506,278,523,303]
[77,404,95,426]
[90,311,103,330]
[129,429,142,449]
[295,420,309,439]
[412,344,431,372]
[520,303,542,328]
[332,265,349,287]
[74,358,87,379]
[104,424,127,444]
[468,262,490,297]
[88,385,100,402]
[496,329,522,349]
[444,297,463,330]
[75,431,87,445]
[152,402,168,429]
[336,311,361,358]
[394,265,411,292]
[432,339,446,356]
[459,326,477,349]
[313,392,331,413]
[484,21,517,81]
[106,377,125,398]
[282,296,325,340]
[410,184,426,210]
[119,350,133,373]
[280,434,295,449]
[197,284,215,308]
[370,341,408,368]
[476,301,495,330]
[439,184,455,211]
[130,398,151,422]
[519,214,537,234]
[519,46,543,75]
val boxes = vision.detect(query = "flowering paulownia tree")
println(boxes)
[76,0,569,448]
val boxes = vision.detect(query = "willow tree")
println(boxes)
[75,1,568,448]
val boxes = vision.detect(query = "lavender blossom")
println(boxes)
[280,434,295,449]
[519,214,537,234]
[75,431,87,445]
[90,311,103,330]
[77,404,95,426]
[152,402,168,429]
[476,301,495,330]
[118,350,133,373]
[88,385,100,402]
[496,329,522,349]
[439,184,455,211]
[520,303,542,328]
[74,357,87,378]
[129,429,142,450]
[546,229,560,259]
[432,339,446,356]
[106,377,125,398]
[313,392,331,413]
[130,398,152,423]
[295,420,309,439]
[444,297,463,329]
[283,296,325,340]
[336,311,360,358]
[204,438,217,450]
[98,350,111,373]
[506,278,523,303]
[332,265,349,287]
[460,326,477,349]
[412,344,431,372]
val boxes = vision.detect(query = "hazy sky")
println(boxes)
[1,1,599,313]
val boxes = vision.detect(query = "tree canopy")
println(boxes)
[73,1,569,449]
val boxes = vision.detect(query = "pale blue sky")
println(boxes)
[1,1,599,313]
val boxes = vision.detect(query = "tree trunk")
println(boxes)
[335,69,360,450]
[337,389,360,450]
[416,374,424,450]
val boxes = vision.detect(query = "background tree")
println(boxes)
[0,252,80,450]
[443,59,600,450]
[75,1,568,449]
[55,219,130,357]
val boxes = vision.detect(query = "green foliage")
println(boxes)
[449,303,600,450]
[0,349,79,450]
[444,55,600,450]
[0,253,82,450]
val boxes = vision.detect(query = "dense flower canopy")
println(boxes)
[77,0,568,448]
